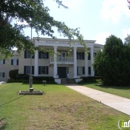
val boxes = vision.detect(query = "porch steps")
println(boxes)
[61,78,76,85]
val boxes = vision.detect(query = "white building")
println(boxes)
[0,38,103,83]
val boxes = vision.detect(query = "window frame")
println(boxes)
[77,66,85,75]
[0,72,5,78]
[77,52,84,60]
[11,59,19,65]
[39,66,49,74]
[39,51,49,59]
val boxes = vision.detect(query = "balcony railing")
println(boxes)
[50,57,74,64]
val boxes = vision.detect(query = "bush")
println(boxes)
[9,75,55,84]
[32,76,55,84]
[7,79,23,83]
[94,35,130,86]
[80,76,100,83]
[16,74,29,80]
[9,69,18,79]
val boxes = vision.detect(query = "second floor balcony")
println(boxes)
[50,57,74,64]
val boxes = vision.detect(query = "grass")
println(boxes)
[81,82,130,99]
[0,83,129,130]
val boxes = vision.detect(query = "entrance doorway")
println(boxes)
[58,67,67,78]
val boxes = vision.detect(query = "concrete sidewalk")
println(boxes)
[66,85,130,116]
[0,81,6,85]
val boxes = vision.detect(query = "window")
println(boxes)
[39,51,49,59]
[77,67,85,75]
[0,72,5,78]
[0,59,5,64]
[88,52,91,60]
[88,67,91,75]
[11,59,19,65]
[24,51,34,58]
[24,66,34,74]
[77,52,84,60]
[39,66,48,74]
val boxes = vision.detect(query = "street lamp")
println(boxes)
[29,25,33,92]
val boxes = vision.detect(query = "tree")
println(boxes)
[124,34,130,44]
[0,0,86,58]
[93,35,130,86]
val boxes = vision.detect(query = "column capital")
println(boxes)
[73,46,77,50]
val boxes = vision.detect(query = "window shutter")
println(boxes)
[3,73,5,78]
[24,51,26,58]
[88,53,90,60]
[32,66,34,74]
[24,66,26,74]
[83,67,85,74]
[46,66,48,74]
[39,66,41,74]
[17,60,19,65]
[88,67,91,75]
[11,59,13,65]
[3,59,5,64]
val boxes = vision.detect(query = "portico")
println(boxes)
[34,38,95,79]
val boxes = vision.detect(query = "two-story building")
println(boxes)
[0,37,103,83]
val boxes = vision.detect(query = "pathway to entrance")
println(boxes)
[66,85,130,116]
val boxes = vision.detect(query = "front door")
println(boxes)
[58,67,66,78]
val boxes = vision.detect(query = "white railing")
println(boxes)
[50,57,74,64]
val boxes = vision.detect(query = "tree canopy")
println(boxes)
[94,35,130,86]
[0,0,86,58]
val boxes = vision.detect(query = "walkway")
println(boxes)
[66,85,130,116]
[0,81,6,85]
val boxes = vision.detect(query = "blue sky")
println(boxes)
[23,0,130,45]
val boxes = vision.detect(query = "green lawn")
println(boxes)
[0,83,129,130]
[81,82,130,99]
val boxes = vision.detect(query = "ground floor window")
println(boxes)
[0,72,5,78]
[39,66,48,74]
[88,67,91,75]
[24,66,34,75]
[77,66,85,75]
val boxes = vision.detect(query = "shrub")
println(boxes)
[80,76,100,83]
[7,79,24,83]
[94,35,130,86]
[16,74,29,80]
[9,69,18,79]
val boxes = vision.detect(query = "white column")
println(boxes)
[85,52,88,77]
[90,47,94,76]
[54,46,57,78]
[73,47,77,78]
[34,50,38,76]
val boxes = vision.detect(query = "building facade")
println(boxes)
[0,38,103,83]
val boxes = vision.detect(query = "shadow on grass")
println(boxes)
[0,118,7,130]
[0,96,24,108]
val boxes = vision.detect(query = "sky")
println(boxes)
[23,0,130,45]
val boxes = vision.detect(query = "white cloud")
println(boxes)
[101,0,130,24]
[94,32,111,44]
[63,0,82,8]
